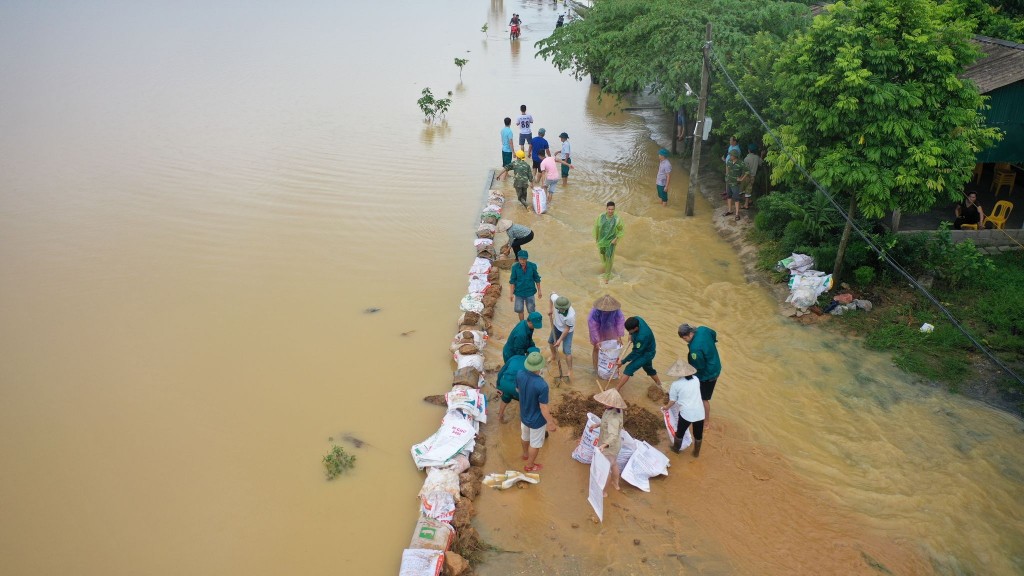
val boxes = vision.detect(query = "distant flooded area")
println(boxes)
[1,1,1022,575]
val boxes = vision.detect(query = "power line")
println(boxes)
[706,44,1024,387]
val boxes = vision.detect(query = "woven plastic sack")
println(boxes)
[571,412,602,464]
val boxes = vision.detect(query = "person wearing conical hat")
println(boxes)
[662,359,705,457]
[516,351,557,472]
[588,294,625,371]
[589,388,627,493]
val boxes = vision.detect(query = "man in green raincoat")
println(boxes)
[594,201,624,283]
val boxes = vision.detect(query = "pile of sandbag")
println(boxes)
[776,254,834,311]
[570,412,675,493]
[400,184,509,575]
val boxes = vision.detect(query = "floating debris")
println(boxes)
[364,307,381,314]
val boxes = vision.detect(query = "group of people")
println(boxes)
[723,136,763,219]
[498,105,573,209]
[497,286,724,474]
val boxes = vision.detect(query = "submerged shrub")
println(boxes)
[323,445,356,480]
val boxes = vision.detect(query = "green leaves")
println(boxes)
[323,445,356,480]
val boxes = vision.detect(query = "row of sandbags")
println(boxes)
[398,188,508,576]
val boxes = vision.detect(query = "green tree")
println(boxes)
[454,57,469,79]
[766,0,1001,280]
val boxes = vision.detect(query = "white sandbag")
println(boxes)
[454,353,485,372]
[531,186,548,214]
[460,293,484,313]
[571,412,602,464]
[786,272,833,308]
[621,441,671,492]
[660,406,694,452]
[411,412,478,469]
[597,340,622,380]
[399,548,445,576]
[468,274,490,294]
[450,330,487,352]
[616,429,637,470]
[419,491,456,523]
[474,238,494,249]
[468,257,492,275]
[446,389,487,423]
[419,467,461,498]
[484,203,503,214]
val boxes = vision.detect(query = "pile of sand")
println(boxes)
[551,390,665,445]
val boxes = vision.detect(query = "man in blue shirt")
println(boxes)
[529,128,550,176]
[516,351,557,472]
[500,117,515,167]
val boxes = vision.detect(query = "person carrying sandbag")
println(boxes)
[497,218,534,259]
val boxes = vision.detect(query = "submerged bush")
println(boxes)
[323,445,356,480]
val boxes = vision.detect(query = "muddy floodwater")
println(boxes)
[1,1,1022,575]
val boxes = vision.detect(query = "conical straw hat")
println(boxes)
[593,294,621,312]
[593,388,627,410]
[665,359,697,378]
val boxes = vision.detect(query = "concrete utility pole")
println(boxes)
[685,23,712,217]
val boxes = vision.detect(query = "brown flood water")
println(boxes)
[0,1,1021,575]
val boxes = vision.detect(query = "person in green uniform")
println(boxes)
[503,311,543,362]
[594,201,624,283]
[616,316,663,391]
[724,148,749,221]
[678,323,722,429]
[496,346,540,423]
[508,249,542,321]
[498,149,535,209]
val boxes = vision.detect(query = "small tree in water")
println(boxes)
[481,23,488,36]
[454,57,469,79]
[417,88,453,123]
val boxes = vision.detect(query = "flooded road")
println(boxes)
[1,1,1021,574]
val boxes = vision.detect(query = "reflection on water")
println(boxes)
[0,0,1021,575]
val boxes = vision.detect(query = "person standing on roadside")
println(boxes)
[558,132,572,185]
[655,148,672,207]
[497,218,534,259]
[498,149,533,209]
[517,351,557,472]
[724,149,749,221]
[721,136,741,198]
[503,311,542,361]
[742,143,761,210]
[616,316,663,391]
[588,295,625,372]
[547,293,576,379]
[529,128,550,177]
[594,201,624,283]
[516,104,533,149]
[678,323,721,429]
[662,359,705,457]
[537,149,571,203]
[509,249,542,321]
[501,117,515,167]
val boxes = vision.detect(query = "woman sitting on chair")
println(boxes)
[954,191,986,229]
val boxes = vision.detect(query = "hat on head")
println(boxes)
[497,219,513,233]
[593,388,627,410]
[555,295,570,311]
[728,148,740,158]
[677,323,695,337]
[538,128,546,135]
[559,132,569,139]
[517,249,529,259]
[527,346,540,354]
[515,149,526,159]
[527,311,543,328]
[665,358,697,378]
[658,148,670,157]
[593,294,620,312]
[748,143,758,152]
[524,351,546,371]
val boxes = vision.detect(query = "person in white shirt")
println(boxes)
[515,104,534,149]
[661,359,705,457]
[547,293,576,379]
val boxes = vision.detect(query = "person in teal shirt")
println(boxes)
[508,249,542,321]
[678,323,722,428]
[500,117,515,167]
[496,346,540,423]
[616,316,663,391]
[503,311,542,362]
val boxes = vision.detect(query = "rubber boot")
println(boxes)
[670,437,682,454]
[692,439,703,457]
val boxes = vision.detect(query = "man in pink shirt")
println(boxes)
[536,150,572,205]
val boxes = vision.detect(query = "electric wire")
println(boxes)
[705,43,1024,386]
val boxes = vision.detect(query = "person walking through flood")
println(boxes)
[678,323,721,429]
[537,149,572,203]
[497,218,534,259]
[516,351,557,472]
[655,148,672,207]
[504,311,542,362]
[508,249,542,321]
[662,359,705,457]
[547,293,576,379]
[558,132,571,185]
[497,149,534,209]
[588,388,627,494]
[588,295,625,372]
[496,346,540,423]
[616,316,663,391]
[594,201,624,283]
